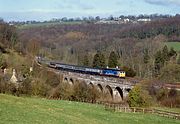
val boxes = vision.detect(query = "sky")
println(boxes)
[0,0,180,21]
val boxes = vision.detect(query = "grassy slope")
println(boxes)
[0,94,179,124]
[155,107,180,113]
[166,42,180,52]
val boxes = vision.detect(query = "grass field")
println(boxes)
[0,94,179,124]
[17,21,83,29]
[155,107,180,113]
[166,42,180,52]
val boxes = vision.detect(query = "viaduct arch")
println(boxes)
[63,76,133,102]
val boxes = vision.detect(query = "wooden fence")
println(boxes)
[104,103,180,120]
[48,98,180,120]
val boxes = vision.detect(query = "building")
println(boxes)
[137,18,151,22]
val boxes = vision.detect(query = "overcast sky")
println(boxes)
[0,0,180,21]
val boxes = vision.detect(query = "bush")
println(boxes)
[31,79,50,97]
[72,81,89,101]
[161,97,180,108]
[128,85,152,107]
[156,88,180,107]
[0,77,6,93]
[48,82,73,100]
[156,88,168,101]
[87,86,100,103]
[19,78,32,95]
[5,83,19,95]
[45,72,61,88]
[48,80,100,102]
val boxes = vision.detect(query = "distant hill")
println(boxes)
[17,21,83,29]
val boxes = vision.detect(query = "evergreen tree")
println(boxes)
[143,48,150,64]
[162,45,169,62]
[99,53,105,68]
[154,50,164,76]
[108,51,118,68]
[83,55,89,66]
[92,52,105,68]
[93,53,100,68]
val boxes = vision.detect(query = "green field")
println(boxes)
[166,42,180,52]
[0,94,179,124]
[155,107,180,113]
[17,21,83,29]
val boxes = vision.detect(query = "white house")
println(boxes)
[137,18,151,22]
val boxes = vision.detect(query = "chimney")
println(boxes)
[3,68,7,75]
[13,69,16,76]
[30,67,33,73]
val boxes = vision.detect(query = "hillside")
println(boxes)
[0,94,179,124]
[17,21,83,30]
[16,17,180,80]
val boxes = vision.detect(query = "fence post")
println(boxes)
[113,104,115,111]
[143,108,145,114]
[152,109,154,114]
[125,107,126,113]
[133,108,136,113]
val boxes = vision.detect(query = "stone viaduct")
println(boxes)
[61,72,136,102]
[36,58,137,102]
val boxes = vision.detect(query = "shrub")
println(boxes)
[0,77,6,93]
[5,83,18,95]
[87,86,100,103]
[48,82,73,100]
[72,81,89,101]
[128,85,152,107]
[19,78,32,95]
[31,79,50,97]
[44,72,61,88]
[156,88,180,107]
[161,97,180,108]
[156,88,168,101]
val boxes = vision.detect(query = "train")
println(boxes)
[37,57,126,78]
